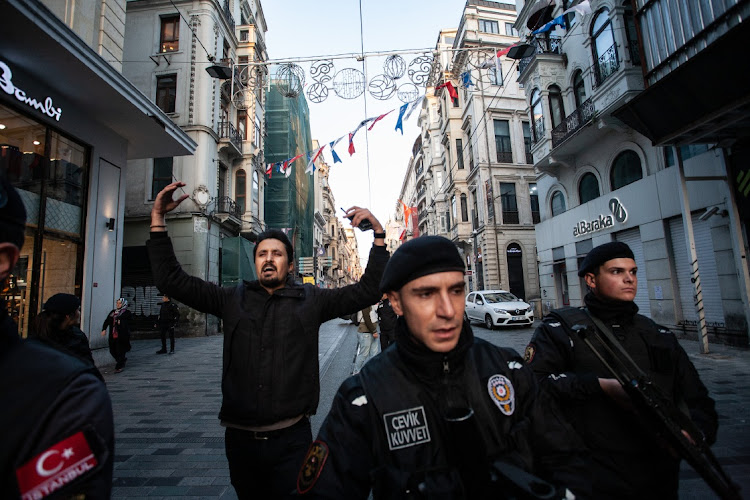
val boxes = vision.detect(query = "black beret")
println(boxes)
[578,241,635,277]
[380,236,465,292]
[0,171,27,250]
[44,293,81,315]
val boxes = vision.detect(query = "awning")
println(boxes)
[1,0,196,159]
[613,20,750,146]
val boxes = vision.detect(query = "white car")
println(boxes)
[465,290,534,329]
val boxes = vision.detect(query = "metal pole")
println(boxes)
[721,148,750,344]
[675,146,710,353]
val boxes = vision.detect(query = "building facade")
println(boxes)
[121,0,267,335]
[515,0,749,344]
[1,0,195,363]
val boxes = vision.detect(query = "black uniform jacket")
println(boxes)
[0,311,114,499]
[526,306,718,498]
[147,231,389,426]
[301,318,590,499]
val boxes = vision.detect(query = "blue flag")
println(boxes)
[330,147,342,164]
[461,71,475,88]
[532,14,566,34]
[395,103,408,135]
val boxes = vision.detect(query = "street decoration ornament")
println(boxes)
[333,68,366,99]
[275,63,305,98]
[397,83,419,103]
[306,82,329,103]
[407,55,434,87]
[368,74,397,100]
[310,59,335,83]
[233,90,250,110]
[383,55,406,79]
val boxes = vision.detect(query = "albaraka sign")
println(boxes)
[573,198,628,237]
[0,60,62,121]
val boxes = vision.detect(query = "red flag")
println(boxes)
[435,81,458,101]
[348,132,355,156]
[368,110,394,131]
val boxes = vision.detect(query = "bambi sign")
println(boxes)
[573,198,628,237]
[0,60,62,121]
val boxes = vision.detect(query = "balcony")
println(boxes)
[518,36,562,77]
[218,120,243,158]
[221,1,235,31]
[502,210,519,225]
[551,97,596,148]
[496,150,513,164]
[592,44,620,89]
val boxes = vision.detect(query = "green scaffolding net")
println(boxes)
[264,77,314,263]
[221,236,257,287]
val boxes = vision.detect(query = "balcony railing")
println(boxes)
[518,35,562,75]
[525,151,533,164]
[496,150,513,163]
[216,196,242,219]
[222,1,235,31]
[416,164,424,177]
[532,210,541,224]
[551,97,596,148]
[628,39,641,66]
[218,121,243,154]
[502,210,519,224]
[592,44,620,88]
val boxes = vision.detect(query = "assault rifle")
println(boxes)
[571,322,741,500]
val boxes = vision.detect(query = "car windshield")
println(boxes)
[482,292,518,303]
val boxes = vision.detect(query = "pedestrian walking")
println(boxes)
[352,305,379,375]
[0,172,115,499]
[525,241,718,499]
[146,181,388,499]
[155,294,179,354]
[100,298,133,373]
[29,293,97,369]
[297,235,589,499]
[376,293,397,350]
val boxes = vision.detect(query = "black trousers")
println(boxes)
[224,418,312,499]
[160,325,175,351]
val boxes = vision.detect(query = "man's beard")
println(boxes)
[259,273,285,289]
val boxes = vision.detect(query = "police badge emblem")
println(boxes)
[297,440,329,494]
[524,344,536,363]
[487,374,515,416]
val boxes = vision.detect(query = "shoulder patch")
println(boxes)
[351,395,368,406]
[16,431,98,500]
[297,440,329,494]
[487,374,515,416]
[383,406,431,450]
[507,361,523,370]
[523,344,536,363]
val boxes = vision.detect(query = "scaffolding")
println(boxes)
[264,78,314,262]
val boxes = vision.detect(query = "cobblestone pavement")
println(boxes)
[103,320,750,499]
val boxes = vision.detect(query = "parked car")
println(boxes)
[465,290,534,329]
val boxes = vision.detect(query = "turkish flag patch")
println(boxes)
[15,430,98,499]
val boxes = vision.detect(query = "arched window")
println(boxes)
[551,190,566,216]
[578,172,600,203]
[235,169,246,213]
[611,150,643,189]
[530,88,544,142]
[549,85,565,129]
[252,170,259,216]
[591,9,618,85]
[573,70,586,108]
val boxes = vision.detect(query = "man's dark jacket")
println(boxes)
[157,300,179,328]
[303,318,589,499]
[147,232,388,426]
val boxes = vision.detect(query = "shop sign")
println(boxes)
[0,60,62,121]
[573,198,628,237]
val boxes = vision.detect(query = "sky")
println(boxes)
[260,0,469,262]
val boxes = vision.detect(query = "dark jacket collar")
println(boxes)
[245,275,305,298]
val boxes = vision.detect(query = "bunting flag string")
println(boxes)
[395,103,408,135]
[532,0,592,34]
[434,81,458,101]
[460,71,475,89]
[265,94,426,179]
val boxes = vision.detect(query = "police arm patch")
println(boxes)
[297,440,329,494]
[523,344,536,363]
[488,374,516,416]
[15,430,98,499]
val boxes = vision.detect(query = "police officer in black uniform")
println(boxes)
[297,236,589,499]
[376,293,397,350]
[524,241,718,499]
[0,173,115,499]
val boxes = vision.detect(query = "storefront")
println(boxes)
[1,0,195,362]
[536,150,748,340]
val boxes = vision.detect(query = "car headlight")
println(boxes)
[494,308,508,314]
